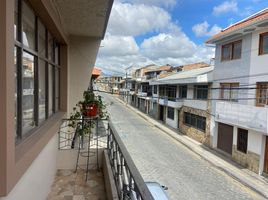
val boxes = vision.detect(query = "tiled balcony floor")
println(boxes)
[47,169,106,200]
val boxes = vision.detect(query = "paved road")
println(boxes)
[99,93,264,200]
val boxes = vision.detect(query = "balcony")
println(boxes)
[215,101,268,133]
[158,97,183,108]
[183,99,207,111]
[50,118,154,199]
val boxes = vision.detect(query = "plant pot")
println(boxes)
[84,103,98,117]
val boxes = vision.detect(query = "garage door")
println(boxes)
[217,123,233,155]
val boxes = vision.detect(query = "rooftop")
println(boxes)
[206,8,268,44]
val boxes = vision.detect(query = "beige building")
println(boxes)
[0,0,113,199]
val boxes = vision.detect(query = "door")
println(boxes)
[159,105,164,121]
[264,136,268,174]
[217,123,233,155]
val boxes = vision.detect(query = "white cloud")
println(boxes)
[213,1,238,15]
[107,2,171,36]
[98,34,139,57]
[130,0,176,9]
[141,33,196,59]
[192,21,222,37]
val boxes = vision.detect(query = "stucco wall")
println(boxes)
[68,36,101,114]
[165,108,178,129]
[0,135,58,200]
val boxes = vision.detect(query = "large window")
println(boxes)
[179,85,187,98]
[166,86,176,101]
[184,112,206,132]
[194,85,208,100]
[237,128,248,153]
[220,83,239,101]
[153,85,157,94]
[259,32,268,55]
[256,82,268,107]
[167,107,174,120]
[221,40,242,61]
[159,85,165,97]
[14,0,60,141]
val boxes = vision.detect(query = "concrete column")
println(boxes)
[68,36,101,114]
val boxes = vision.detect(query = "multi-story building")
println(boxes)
[98,75,123,94]
[0,0,113,199]
[150,65,214,146]
[207,9,268,175]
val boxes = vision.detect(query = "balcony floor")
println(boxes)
[47,169,106,200]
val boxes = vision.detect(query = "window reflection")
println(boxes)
[48,33,53,61]
[55,68,60,111]
[22,1,35,50]
[14,0,18,40]
[38,20,46,57]
[49,64,54,116]
[22,52,35,134]
[39,59,46,122]
[14,47,17,137]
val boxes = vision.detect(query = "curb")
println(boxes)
[115,97,268,199]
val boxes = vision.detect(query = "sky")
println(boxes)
[95,0,267,76]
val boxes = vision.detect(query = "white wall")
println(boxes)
[248,130,263,155]
[0,135,58,200]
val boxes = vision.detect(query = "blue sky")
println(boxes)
[96,0,268,75]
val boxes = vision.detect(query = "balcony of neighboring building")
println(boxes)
[215,101,268,134]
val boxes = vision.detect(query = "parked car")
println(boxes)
[146,182,169,200]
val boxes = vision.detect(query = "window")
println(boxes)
[220,83,239,101]
[166,86,176,101]
[14,0,60,141]
[194,85,208,100]
[237,128,248,153]
[183,112,206,132]
[221,40,242,61]
[153,85,157,94]
[159,85,165,97]
[256,82,268,107]
[167,107,174,120]
[179,85,187,98]
[259,32,268,55]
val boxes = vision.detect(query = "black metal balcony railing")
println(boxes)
[107,119,154,200]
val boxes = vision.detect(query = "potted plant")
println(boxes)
[68,91,107,147]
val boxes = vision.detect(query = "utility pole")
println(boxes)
[125,65,133,104]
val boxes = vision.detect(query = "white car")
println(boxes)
[146,182,169,200]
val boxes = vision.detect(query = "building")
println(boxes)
[207,8,268,175]
[0,0,113,199]
[150,65,214,146]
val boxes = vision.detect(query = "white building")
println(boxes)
[150,66,214,146]
[207,9,268,175]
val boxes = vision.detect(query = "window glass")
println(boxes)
[153,85,157,94]
[38,20,46,57]
[222,44,231,60]
[48,32,53,61]
[22,1,35,50]
[260,34,268,55]
[55,67,60,112]
[233,41,242,59]
[179,85,187,98]
[48,64,54,116]
[237,128,248,153]
[257,83,268,106]
[167,86,176,101]
[39,59,46,122]
[14,47,18,137]
[195,85,208,100]
[167,107,174,120]
[14,0,18,40]
[22,52,35,134]
[184,112,206,132]
[55,43,59,64]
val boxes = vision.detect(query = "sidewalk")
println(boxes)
[116,97,268,199]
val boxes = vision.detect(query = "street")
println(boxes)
[99,92,264,200]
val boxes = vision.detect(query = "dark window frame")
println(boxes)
[167,107,174,120]
[221,40,242,61]
[179,85,187,99]
[14,0,60,143]
[220,83,239,102]
[259,32,268,55]
[194,85,208,100]
[153,85,157,94]
[166,85,176,101]
[183,112,206,132]
[237,128,248,154]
